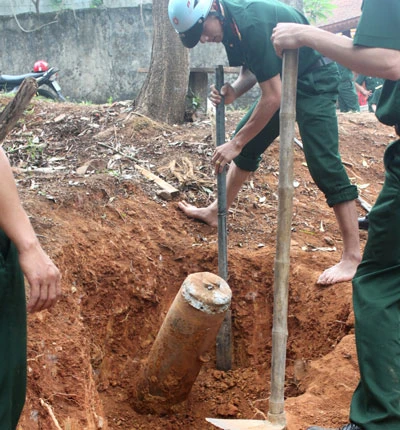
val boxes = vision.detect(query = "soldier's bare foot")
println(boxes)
[178,201,218,227]
[317,257,361,285]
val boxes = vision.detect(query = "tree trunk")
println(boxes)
[135,0,189,124]
[0,78,38,142]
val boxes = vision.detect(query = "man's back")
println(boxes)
[221,0,321,82]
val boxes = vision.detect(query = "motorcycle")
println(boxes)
[0,60,66,102]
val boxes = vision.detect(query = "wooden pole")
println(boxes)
[0,78,38,142]
[268,50,299,427]
[214,65,232,371]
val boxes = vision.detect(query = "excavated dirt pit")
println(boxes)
[1,96,394,429]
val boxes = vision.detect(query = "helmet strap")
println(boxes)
[209,0,225,23]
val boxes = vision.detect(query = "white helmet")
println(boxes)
[168,0,214,48]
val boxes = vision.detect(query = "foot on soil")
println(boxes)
[307,424,363,430]
[317,257,360,286]
[178,201,218,227]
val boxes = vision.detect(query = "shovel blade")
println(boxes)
[206,418,285,430]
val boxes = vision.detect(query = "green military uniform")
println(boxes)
[0,230,27,429]
[369,83,383,109]
[221,0,358,207]
[356,73,385,112]
[350,0,400,429]
[337,63,360,112]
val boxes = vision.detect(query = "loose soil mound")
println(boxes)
[1,96,394,430]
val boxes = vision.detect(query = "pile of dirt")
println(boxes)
[1,95,395,430]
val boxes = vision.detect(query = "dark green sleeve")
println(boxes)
[354,0,400,50]
[354,0,400,126]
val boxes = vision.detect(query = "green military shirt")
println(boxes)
[354,0,400,126]
[221,0,322,83]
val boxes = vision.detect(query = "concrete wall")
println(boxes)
[0,0,151,15]
[0,7,259,107]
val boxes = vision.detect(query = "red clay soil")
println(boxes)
[1,96,394,430]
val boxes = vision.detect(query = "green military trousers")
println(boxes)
[338,80,360,113]
[350,139,400,429]
[0,230,27,430]
[233,62,358,207]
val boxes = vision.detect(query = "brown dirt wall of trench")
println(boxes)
[0,96,395,430]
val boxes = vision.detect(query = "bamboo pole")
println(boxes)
[268,50,299,427]
[214,65,232,371]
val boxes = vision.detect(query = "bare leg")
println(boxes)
[317,200,362,285]
[178,163,251,227]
